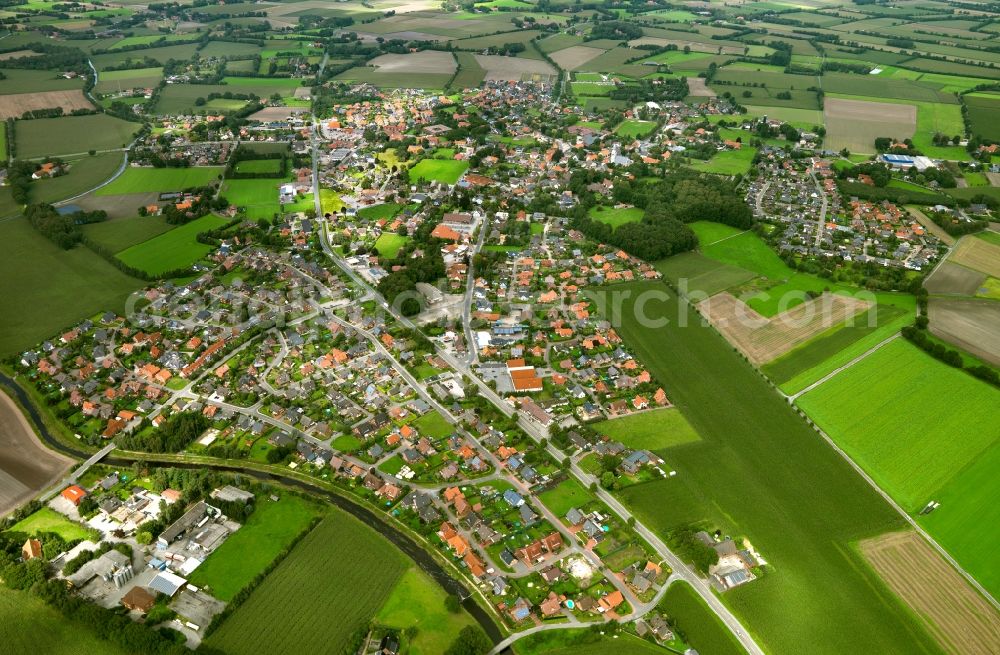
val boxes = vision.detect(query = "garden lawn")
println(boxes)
[359,203,403,220]
[413,411,453,439]
[796,338,1000,512]
[375,567,483,655]
[595,280,940,655]
[8,507,91,541]
[588,205,643,228]
[331,434,363,452]
[206,509,408,654]
[375,232,409,258]
[409,158,469,184]
[187,494,320,601]
[97,166,224,195]
[115,213,230,275]
[594,408,701,450]
[0,587,128,655]
[538,478,594,516]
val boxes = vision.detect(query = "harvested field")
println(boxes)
[908,206,954,245]
[824,97,916,154]
[686,77,716,97]
[0,90,92,119]
[951,235,1000,278]
[0,50,39,60]
[0,389,73,518]
[550,45,606,71]
[367,51,456,74]
[698,292,871,364]
[860,531,1000,655]
[928,298,1000,366]
[924,262,986,295]
[474,54,556,81]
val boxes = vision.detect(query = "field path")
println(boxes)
[787,332,899,401]
[702,228,750,247]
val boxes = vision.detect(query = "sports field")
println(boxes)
[593,408,701,451]
[797,338,1000,512]
[615,119,657,138]
[15,114,140,158]
[588,205,643,228]
[409,158,468,184]
[593,280,939,655]
[97,166,224,195]
[116,213,230,275]
[207,510,409,654]
[0,217,143,356]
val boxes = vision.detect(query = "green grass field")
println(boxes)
[594,280,940,655]
[97,166,224,195]
[594,408,701,450]
[796,338,1000,512]
[661,581,746,655]
[15,114,140,158]
[588,205,643,228]
[409,158,469,184]
[187,495,319,601]
[375,232,409,258]
[358,203,403,220]
[81,215,174,253]
[220,177,311,219]
[919,439,1000,598]
[207,510,409,654]
[115,213,230,275]
[0,217,143,356]
[688,147,757,175]
[615,119,657,138]
[656,252,757,297]
[0,587,127,655]
[375,567,483,655]
[538,478,594,516]
[513,630,669,655]
[8,507,91,541]
[413,411,453,439]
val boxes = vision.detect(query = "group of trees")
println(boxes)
[116,412,212,453]
[667,526,720,575]
[25,203,107,249]
[902,322,1000,387]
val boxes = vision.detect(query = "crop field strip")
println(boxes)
[860,531,1000,655]
[207,510,409,654]
[597,280,940,655]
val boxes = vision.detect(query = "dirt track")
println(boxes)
[0,389,73,518]
[698,292,871,364]
[861,531,1000,655]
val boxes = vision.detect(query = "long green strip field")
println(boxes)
[593,280,941,655]
[797,338,1000,597]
